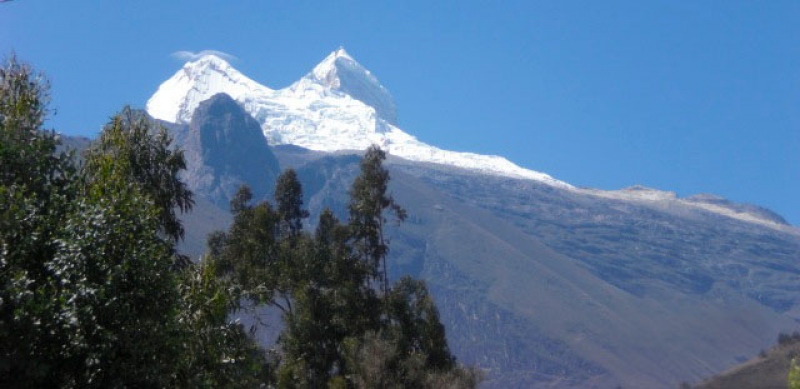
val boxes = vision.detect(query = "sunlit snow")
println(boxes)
[145,48,793,229]
[146,48,572,188]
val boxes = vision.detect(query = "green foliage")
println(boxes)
[277,211,378,386]
[778,331,800,346]
[1,55,474,389]
[211,146,477,388]
[85,107,193,242]
[790,359,800,389]
[385,276,455,371]
[0,54,74,197]
[342,330,480,389]
[175,259,272,388]
[0,56,266,387]
[1,121,184,387]
[49,179,181,387]
[348,145,407,295]
[211,186,282,308]
[0,185,68,386]
[0,55,86,387]
[338,277,478,389]
[275,168,309,238]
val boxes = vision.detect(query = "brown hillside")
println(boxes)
[693,333,800,389]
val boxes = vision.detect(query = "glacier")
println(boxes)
[146,48,572,188]
[144,48,797,230]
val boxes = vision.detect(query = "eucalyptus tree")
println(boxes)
[0,56,267,387]
[348,145,406,296]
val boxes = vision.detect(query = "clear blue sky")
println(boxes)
[2,1,798,225]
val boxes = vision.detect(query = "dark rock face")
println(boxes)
[179,93,280,208]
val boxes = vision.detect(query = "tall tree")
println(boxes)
[0,54,72,195]
[0,57,182,387]
[385,276,455,371]
[212,185,282,310]
[0,54,76,386]
[348,145,406,296]
[274,168,309,239]
[199,148,477,388]
[175,259,272,388]
[278,208,379,387]
[84,107,194,242]
[0,56,268,387]
[49,166,183,388]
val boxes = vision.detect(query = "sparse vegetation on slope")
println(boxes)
[692,332,800,389]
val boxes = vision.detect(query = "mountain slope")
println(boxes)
[145,48,796,229]
[272,147,800,388]
[693,335,800,389]
[60,131,800,387]
[142,49,800,388]
[389,160,800,388]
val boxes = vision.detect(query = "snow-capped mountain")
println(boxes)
[297,47,397,125]
[139,48,800,389]
[146,48,570,188]
[146,48,798,231]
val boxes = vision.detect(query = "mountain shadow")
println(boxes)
[176,93,280,208]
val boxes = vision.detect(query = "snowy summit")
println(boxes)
[146,48,571,187]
